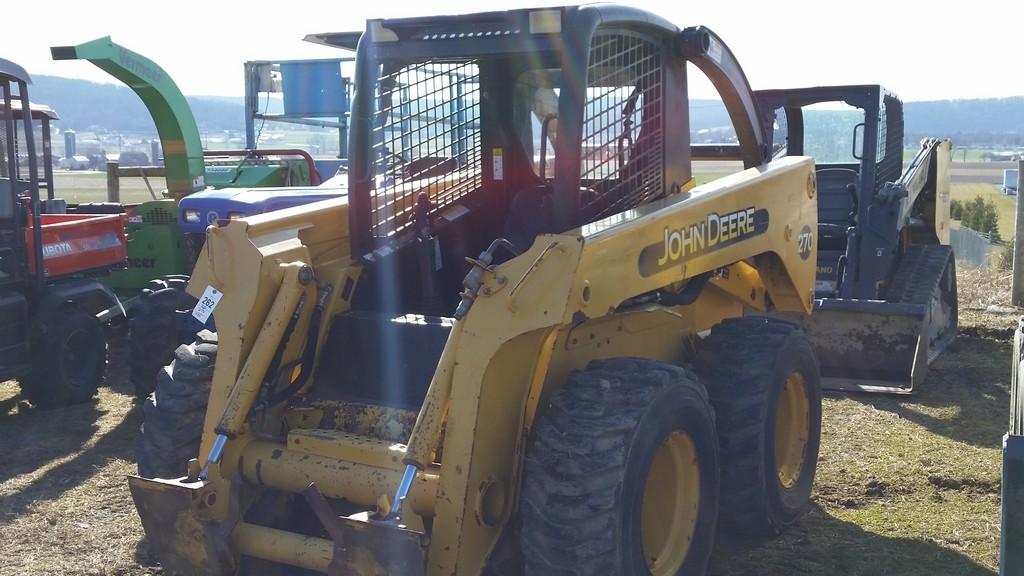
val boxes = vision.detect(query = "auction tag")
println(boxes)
[192,285,222,323]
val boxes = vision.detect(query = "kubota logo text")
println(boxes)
[42,242,73,259]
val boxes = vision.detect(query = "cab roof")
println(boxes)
[0,58,31,84]
[305,4,680,52]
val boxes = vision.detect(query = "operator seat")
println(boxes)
[502,184,556,251]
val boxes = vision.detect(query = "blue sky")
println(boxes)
[8,0,1024,101]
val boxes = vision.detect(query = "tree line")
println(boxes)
[951,197,1002,243]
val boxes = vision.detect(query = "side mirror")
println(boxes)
[852,122,865,160]
[0,178,13,220]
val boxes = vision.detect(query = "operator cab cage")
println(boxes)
[755,85,905,298]
[345,4,770,259]
[0,59,46,290]
[756,84,904,198]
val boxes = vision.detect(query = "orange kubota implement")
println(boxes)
[24,212,127,277]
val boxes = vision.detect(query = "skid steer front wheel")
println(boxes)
[697,316,821,536]
[520,358,719,575]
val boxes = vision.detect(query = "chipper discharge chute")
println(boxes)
[757,86,957,393]
[128,6,827,575]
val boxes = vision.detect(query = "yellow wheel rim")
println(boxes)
[641,431,701,575]
[775,371,810,489]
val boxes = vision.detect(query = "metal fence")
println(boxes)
[950,226,993,268]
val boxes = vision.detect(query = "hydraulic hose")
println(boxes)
[255,280,333,411]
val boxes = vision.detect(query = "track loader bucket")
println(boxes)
[806,299,929,393]
[806,244,957,394]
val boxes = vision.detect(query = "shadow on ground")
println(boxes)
[842,324,1011,449]
[0,398,102,487]
[0,408,139,523]
[711,505,995,576]
[0,333,139,523]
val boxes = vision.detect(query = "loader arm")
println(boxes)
[884,138,952,243]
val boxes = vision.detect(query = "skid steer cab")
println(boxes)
[0,59,125,408]
[129,6,822,575]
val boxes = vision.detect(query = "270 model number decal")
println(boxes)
[798,225,813,261]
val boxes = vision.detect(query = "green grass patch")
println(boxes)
[951,183,1016,241]
[711,305,1011,575]
[53,171,165,205]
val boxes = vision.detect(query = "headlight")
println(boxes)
[183,209,200,223]
[227,212,244,220]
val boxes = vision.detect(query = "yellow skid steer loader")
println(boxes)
[128,6,823,575]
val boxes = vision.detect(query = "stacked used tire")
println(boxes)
[129,275,217,479]
[128,275,206,399]
[136,331,217,479]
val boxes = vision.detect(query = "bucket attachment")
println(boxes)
[127,475,236,575]
[803,244,957,394]
[805,299,929,393]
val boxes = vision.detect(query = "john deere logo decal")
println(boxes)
[639,206,769,276]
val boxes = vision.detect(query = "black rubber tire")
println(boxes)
[520,358,719,576]
[137,330,217,479]
[696,316,822,537]
[25,304,107,408]
[128,275,196,399]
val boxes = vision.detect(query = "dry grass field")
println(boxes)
[0,267,1015,575]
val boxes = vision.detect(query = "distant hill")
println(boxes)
[25,75,1024,149]
[905,97,1024,147]
[690,96,1024,148]
[29,75,245,133]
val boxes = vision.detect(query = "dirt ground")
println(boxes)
[0,268,1015,575]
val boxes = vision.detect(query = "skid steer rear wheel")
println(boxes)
[137,330,216,479]
[520,358,719,576]
[697,316,821,537]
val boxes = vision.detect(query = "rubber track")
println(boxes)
[884,244,953,305]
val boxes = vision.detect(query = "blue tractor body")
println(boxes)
[178,185,346,235]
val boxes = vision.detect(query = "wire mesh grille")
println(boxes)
[371,60,481,237]
[580,33,664,221]
[145,206,177,225]
[876,95,904,188]
[0,123,8,180]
